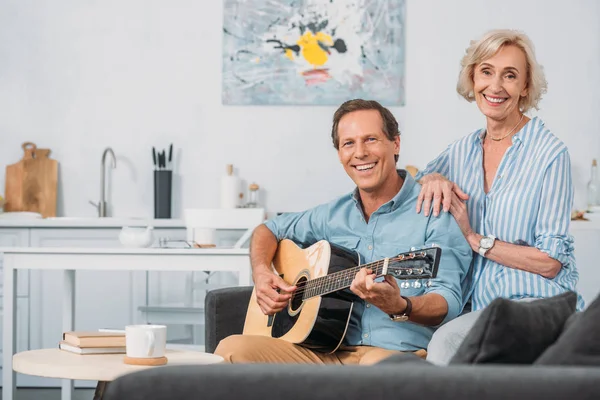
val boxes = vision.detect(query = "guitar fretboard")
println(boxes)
[299,259,388,300]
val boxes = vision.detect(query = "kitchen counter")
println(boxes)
[0,217,185,228]
[0,216,596,230]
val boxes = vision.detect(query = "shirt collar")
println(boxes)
[474,116,539,147]
[351,169,414,212]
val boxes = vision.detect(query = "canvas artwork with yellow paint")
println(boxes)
[222,0,406,105]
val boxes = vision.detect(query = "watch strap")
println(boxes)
[389,295,412,321]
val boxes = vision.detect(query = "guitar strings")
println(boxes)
[291,257,432,298]
[292,261,388,297]
[291,256,431,298]
[290,261,388,298]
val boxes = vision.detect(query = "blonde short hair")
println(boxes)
[456,29,548,113]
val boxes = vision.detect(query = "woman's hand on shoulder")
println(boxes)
[417,173,469,217]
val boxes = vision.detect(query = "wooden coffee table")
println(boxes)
[13,348,224,399]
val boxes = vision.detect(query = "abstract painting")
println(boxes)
[222,0,406,105]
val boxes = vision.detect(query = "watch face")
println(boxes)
[481,237,493,249]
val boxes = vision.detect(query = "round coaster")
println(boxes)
[123,356,168,366]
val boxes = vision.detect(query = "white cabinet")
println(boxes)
[28,229,133,353]
[0,223,187,388]
[0,229,33,387]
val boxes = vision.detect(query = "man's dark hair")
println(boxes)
[331,99,400,162]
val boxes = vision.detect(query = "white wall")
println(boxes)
[0,0,599,217]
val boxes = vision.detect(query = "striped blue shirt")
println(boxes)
[417,117,584,311]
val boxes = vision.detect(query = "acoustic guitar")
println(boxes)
[243,239,441,353]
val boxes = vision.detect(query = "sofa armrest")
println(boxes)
[204,286,253,353]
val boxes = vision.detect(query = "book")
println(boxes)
[62,331,126,348]
[59,341,126,355]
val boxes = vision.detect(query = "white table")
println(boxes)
[13,348,223,400]
[13,348,223,381]
[1,247,251,400]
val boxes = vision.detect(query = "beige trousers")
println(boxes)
[215,334,427,365]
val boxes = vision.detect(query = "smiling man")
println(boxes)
[215,99,473,365]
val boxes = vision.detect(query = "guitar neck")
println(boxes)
[301,260,386,300]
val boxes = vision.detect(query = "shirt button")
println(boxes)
[368,245,373,250]
[363,333,369,338]
[366,304,371,308]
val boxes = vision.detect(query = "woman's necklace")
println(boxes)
[487,114,525,141]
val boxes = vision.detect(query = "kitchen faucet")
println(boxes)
[89,147,117,217]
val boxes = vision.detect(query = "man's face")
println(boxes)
[337,109,400,194]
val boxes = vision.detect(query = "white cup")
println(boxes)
[193,228,216,246]
[125,325,167,358]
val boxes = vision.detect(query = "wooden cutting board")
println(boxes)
[4,142,58,217]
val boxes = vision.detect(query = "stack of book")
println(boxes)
[59,331,126,355]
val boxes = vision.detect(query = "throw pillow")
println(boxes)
[535,293,600,366]
[450,291,576,364]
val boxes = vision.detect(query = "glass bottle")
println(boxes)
[246,183,260,208]
[587,159,599,209]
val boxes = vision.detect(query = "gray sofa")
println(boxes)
[104,287,600,400]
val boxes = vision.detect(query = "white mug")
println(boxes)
[125,325,167,358]
[193,228,216,246]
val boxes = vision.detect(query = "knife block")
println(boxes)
[154,170,172,219]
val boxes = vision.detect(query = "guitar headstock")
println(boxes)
[383,247,441,282]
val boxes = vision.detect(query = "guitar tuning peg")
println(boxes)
[425,280,433,288]
[401,282,410,289]
[413,281,422,289]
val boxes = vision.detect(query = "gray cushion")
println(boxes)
[450,292,576,364]
[535,294,600,366]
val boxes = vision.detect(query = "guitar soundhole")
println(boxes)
[290,276,308,313]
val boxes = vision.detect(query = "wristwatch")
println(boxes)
[478,234,496,257]
[389,296,412,322]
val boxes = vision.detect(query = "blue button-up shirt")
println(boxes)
[264,170,472,351]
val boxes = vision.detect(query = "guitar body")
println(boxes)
[243,239,358,353]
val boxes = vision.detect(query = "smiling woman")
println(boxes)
[415,29,584,365]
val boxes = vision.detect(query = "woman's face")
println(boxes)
[473,45,529,121]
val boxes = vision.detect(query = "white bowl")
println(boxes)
[119,226,154,247]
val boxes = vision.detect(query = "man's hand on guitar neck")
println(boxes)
[253,269,297,316]
[350,268,406,316]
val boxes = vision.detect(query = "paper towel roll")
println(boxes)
[220,165,241,209]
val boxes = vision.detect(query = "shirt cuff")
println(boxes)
[427,287,462,325]
[535,235,574,266]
